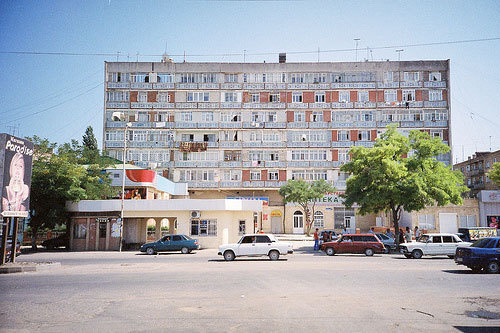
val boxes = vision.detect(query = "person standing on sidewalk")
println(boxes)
[405,227,412,243]
[313,228,319,251]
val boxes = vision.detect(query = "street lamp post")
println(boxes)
[119,122,132,252]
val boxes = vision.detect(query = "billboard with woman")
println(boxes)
[0,134,34,217]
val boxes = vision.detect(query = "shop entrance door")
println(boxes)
[271,216,282,234]
[344,216,356,234]
[293,211,304,234]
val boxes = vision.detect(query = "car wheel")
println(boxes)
[223,250,235,261]
[181,247,189,254]
[403,254,412,259]
[411,249,423,259]
[325,247,335,256]
[447,255,455,259]
[146,247,156,255]
[485,261,499,274]
[384,247,390,254]
[364,248,374,256]
[269,250,280,261]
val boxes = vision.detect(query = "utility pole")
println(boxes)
[396,49,404,62]
[354,38,360,62]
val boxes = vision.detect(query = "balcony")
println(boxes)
[331,141,354,148]
[265,181,286,188]
[287,142,309,148]
[243,181,265,188]
[288,122,308,129]
[176,102,197,109]
[309,122,330,128]
[265,122,287,129]
[424,120,448,127]
[129,141,173,148]
[243,122,264,129]
[401,121,424,128]
[288,161,310,167]
[287,103,308,109]
[153,83,175,89]
[308,83,330,90]
[219,141,242,148]
[265,83,286,90]
[424,101,447,108]
[310,161,332,168]
[331,122,354,128]
[331,102,354,108]
[288,83,308,89]
[153,102,175,109]
[220,161,242,168]
[243,83,265,90]
[261,103,285,109]
[310,142,331,147]
[221,83,242,89]
[178,83,198,89]
[198,161,219,167]
[131,102,153,109]
[187,181,218,188]
[332,82,376,89]
[105,141,124,148]
[220,181,242,188]
[175,122,197,128]
[131,83,151,89]
[221,102,241,108]
[332,161,348,167]
[197,122,219,129]
[198,102,220,109]
[354,121,376,128]
[199,83,219,89]
[376,82,399,88]
[333,180,347,189]
[175,161,198,167]
[219,122,242,129]
[106,121,126,128]
[243,161,264,167]
[400,81,422,88]
[355,141,375,147]
[424,81,446,88]
[243,142,264,148]
[261,142,286,148]
[106,102,129,108]
[471,182,485,190]
[107,82,130,89]
[405,101,423,108]
[265,161,286,168]
[355,102,376,108]
[131,122,153,128]
[309,103,331,108]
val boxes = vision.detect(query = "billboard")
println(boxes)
[0,134,34,217]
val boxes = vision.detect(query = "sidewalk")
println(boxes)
[0,261,61,274]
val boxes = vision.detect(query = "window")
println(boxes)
[157,93,170,103]
[270,93,280,103]
[339,149,350,162]
[418,214,435,230]
[222,170,241,181]
[250,171,261,181]
[430,130,442,140]
[361,112,373,121]
[132,73,148,83]
[187,92,209,102]
[313,211,324,228]
[459,215,476,228]
[403,72,419,82]
[358,91,369,102]
[312,112,323,122]
[241,236,255,243]
[137,112,149,122]
[429,72,441,81]
[107,91,129,102]
[221,112,241,122]
[266,112,277,123]
[292,92,303,103]
[239,220,246,235]
[358,130,371,141]
[315,92,325,103]
[251,112,264,122]
[108,72,130,83]
[249,131,261,141]
[384,90,397,102]
[256,235,271,243]
[294,111,306,122]
[203,134,216,142]
[442,236,454,243]
[224,92,238,102]
[250,93,260,103]
[338,130,350,141]
[429,90,442,101]
[224,150,241,161]
[191,219,217,236]
[402,90,415,102]
[138,92,147,102]
[73,224,87,239]
[201,112,214,122]
[225,74,238,83]
[432,236,442,243]
[383,72,394,82]
[339,91,350,103]
[269,171,279,180]
[180,112,193,122]
[262,132,280,142]
[157,73,174,83]
[290,73,305,83]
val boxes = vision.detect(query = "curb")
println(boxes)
[0,262,61,274]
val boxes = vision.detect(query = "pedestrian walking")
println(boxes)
[405,227,412,242]
[414,226,420,240]
[313,228,319,251]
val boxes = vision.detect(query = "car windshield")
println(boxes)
[417,235,430,243]
[471,238,495,248]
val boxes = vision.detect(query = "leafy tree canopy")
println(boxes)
[279,179,334,235]
[489,162,500,188]
[341,125,467,243]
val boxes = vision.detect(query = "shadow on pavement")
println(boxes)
[208,258,288,262]
[454,326,500,333]
[442,269,479,275]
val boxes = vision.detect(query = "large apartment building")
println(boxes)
[103,58,451,234]
[454,150,500,197]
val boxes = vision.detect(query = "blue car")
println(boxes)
[455,237,500,273]
[140,234,199,255]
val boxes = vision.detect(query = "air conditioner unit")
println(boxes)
[191,211,201,219]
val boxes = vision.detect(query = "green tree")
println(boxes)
[82,126,99,164]
[341,125,467,245]
[279,179,334,235]
[489,162,500,187]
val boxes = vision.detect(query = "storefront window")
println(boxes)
[73,224,87,239]
[191,219,217,236]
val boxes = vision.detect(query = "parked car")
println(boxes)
[218,234,293,261]
[320,234,385,256]
[42,233,69,250]
[140,234,199,255]
[399,233,471,259]
[374,233,396,253]
[455,237,500,273]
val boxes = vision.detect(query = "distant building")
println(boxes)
[103,58,451,234]
[453,150,500,197]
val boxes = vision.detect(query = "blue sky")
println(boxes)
[0,0,499,163]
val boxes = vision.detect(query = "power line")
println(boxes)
[1,37,499,59]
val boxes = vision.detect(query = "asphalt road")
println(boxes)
[1,243,499,332]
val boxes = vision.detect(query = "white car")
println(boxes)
[399,233,472,259]
[218,234,293,261]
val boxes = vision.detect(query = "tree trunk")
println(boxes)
[393,207,400,248]
[31,226,38,252]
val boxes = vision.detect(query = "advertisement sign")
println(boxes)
[0,134,34,217]
[227,197,269,206]
[486,216,500,229]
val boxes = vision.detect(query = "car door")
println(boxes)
[429,236,443,255]
[158,236,171,251]
[337,236,353,253]
[237,236,256,255]
[255,235,272,255]
[351,235,364,253]
[441,235,456,255]
[171,235,183,251]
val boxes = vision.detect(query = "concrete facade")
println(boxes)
[103,59,451,234]
[453,150,500,197]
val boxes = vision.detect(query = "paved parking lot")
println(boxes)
[1,245,499,332]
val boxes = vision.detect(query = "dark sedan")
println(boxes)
[140,234,199,255]
[455,237,500,273]
[42,233,69,250]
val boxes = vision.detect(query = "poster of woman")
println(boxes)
[0,134,34,216]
